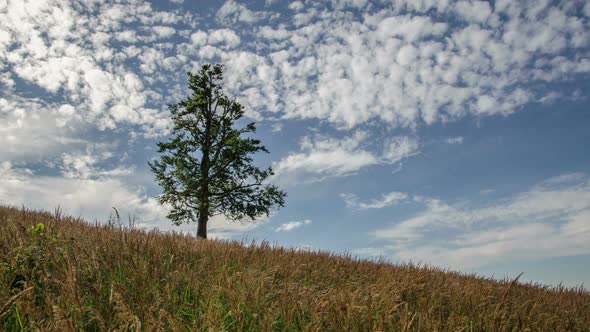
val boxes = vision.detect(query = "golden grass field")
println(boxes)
[0,205,589,331]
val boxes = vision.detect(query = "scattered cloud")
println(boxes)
[208,29,241,48]
[0,0,176,139]
[60,147,133,180]
[0,0,587,143]
[1,0,587,160]
[0,161,166,225]
[382,136,420,164]
[216,0,270,24]
[213,0,588,129]
[0,97,85,161]
[273,133,419,183]
[272,132,379,182]
[445,136,464,144]
[205,214,267,239]
[361,173,590,269]
[270,122,284,132]
[341,191,408,210]
[0,162,262,240]
[276,219,312,232]
[150,26,176,40]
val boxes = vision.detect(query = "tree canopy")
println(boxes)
[149,64,286,238]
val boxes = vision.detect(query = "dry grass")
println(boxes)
[0,205,588,331]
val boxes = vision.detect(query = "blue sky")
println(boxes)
[0,0,589,288]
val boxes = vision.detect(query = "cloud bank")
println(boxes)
[354,173,590,269]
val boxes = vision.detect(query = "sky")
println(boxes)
[0,0,589,288]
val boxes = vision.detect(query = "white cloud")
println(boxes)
[0,0,181,141]
[204,214,267,239]
[376,15,448,42]
[454,1,492,24]
[190,30,208,46]
[269,122,283,132]
[382,136,419,164]
[0,161,166,226]
[288,1,304,11]
[0,162,261,240]
[275,219,311,232]
[258,26,291,40]
[342,191,408,209]
[117,30,137,43]
[331,0,368,10]
[200,0,589,130]
[139,48,166,73]
[216,0,269,24]
[272,132,378,182]
[2,0,587,142]
[208,29,241,48]
[445,136,464,144]
[0,97,85,161]
[273,133,419,183]
[363,173,590,269]
[60,147,133,180]
[150,25,176,40]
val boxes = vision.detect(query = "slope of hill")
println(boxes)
[0,205,588,331]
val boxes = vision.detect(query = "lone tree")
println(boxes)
[149,64,286,239]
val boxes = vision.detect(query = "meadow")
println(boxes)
[0,205,588,331]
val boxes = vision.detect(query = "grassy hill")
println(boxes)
[0,206,588,331]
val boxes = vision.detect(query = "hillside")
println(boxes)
[0,206,588,331]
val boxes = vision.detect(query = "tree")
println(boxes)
[149,64,286,239]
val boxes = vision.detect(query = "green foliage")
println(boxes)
[149,64,286,238]
[30,223,45,238]
[5,223,48,294]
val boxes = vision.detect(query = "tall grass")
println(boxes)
[0,205,588,331]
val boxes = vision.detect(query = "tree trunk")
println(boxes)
[197,74,213,240]
[197,212,208,239]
